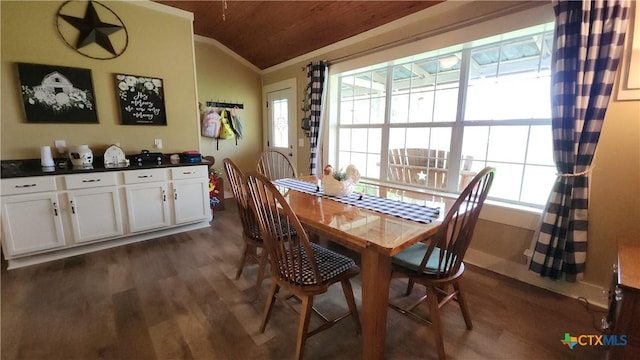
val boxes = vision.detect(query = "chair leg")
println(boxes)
[453,280,473,330]
[235,242,251,279]
[405,278,415,296]
[260,283,279,333]
[426,285,446,360]
[341,279,361,334]
[295,296,314,360]
[251,249,269,302]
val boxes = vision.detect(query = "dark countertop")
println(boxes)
[1,157,211,179]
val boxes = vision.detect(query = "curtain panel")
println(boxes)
[306,61,328,176]
[529,0,630,281]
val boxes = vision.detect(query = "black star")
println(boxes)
[60,1,123,56]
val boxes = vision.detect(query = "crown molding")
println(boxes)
[127,0,193,20]
[193,35,261,74]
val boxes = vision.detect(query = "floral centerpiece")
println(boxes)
[322,164,360,197]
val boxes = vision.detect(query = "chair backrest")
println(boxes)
[419,166,495,278]
[223,158,260,239]
[203,155,215,170]
[256,150,297,181]
[245,171,322,286]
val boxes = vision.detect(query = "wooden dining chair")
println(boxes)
[222,158,270,301]
[245,171,361,360]
[389,166,495,360]
[256,149,297,180]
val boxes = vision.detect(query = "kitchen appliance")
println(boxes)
[40,146,54,168]
[133,150,163,166]
[69,145,93,168]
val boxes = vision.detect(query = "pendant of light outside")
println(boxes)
[438,55,459,70]
[222,0,227,21]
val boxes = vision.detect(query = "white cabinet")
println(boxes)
[1,164,210,268]
[124,167,209,231]
[124,169,170,232]
[171,166,209,224]
[64,173,123,243]
[0,177,65,256]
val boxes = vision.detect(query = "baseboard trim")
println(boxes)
[5,221,211,270]
[465,248,608,309]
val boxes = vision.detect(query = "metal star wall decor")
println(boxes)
[56,0,128,60]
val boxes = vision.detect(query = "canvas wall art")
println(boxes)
[17,63,98,123]
[115,74,167,125]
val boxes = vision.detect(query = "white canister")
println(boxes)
[69,145,93,167]
[40,146,54,167]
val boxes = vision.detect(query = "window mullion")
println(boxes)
[446,48,471,191]
[379,65,393,182]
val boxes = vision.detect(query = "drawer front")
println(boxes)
[171,166,208,180]
[65,173,118,189]
[1,176,57,195]
[123,168,167,184]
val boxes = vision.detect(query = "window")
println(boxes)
[333,22,556,207]
[270,98,289,148]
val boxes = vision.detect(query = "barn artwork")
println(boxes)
[17,63,98,123]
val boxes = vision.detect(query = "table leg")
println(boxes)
[360,248,391,360]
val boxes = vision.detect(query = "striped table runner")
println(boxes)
[274,178,440,224]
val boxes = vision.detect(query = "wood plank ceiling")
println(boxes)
[155,1,442,70]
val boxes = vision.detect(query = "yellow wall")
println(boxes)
[589,98,640,285]
[261,1,640,289]
[194,39,262,173]
[1,1,200,158]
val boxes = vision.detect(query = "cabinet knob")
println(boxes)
[70,200,76,214]
[52,202,59,216]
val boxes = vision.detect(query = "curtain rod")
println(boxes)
[327,2,544,65]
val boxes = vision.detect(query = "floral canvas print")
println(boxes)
[18,63,98,123]
[115,74,167,125]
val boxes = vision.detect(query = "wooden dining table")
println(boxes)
[273,176,451,360]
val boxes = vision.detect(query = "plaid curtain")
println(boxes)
[306,61,328,176]
[529,0,630,281]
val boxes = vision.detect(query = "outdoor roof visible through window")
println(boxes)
[341,31,554,97]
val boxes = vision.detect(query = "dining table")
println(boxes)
[272,176,451,360]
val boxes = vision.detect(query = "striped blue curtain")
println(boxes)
[529,0,630,281]
[306,61,328,176]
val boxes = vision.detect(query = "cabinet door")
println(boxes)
[67,187,123,243]
[125,183,170,232]
[1,192,65,256]
[172,179,209,224]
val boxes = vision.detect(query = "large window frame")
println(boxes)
[330,22,556,208]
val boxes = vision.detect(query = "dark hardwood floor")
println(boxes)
[2,201,609,359]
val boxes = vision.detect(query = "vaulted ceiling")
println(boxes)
[154,1,442,70]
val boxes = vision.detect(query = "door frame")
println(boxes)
[262,78,297,168]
